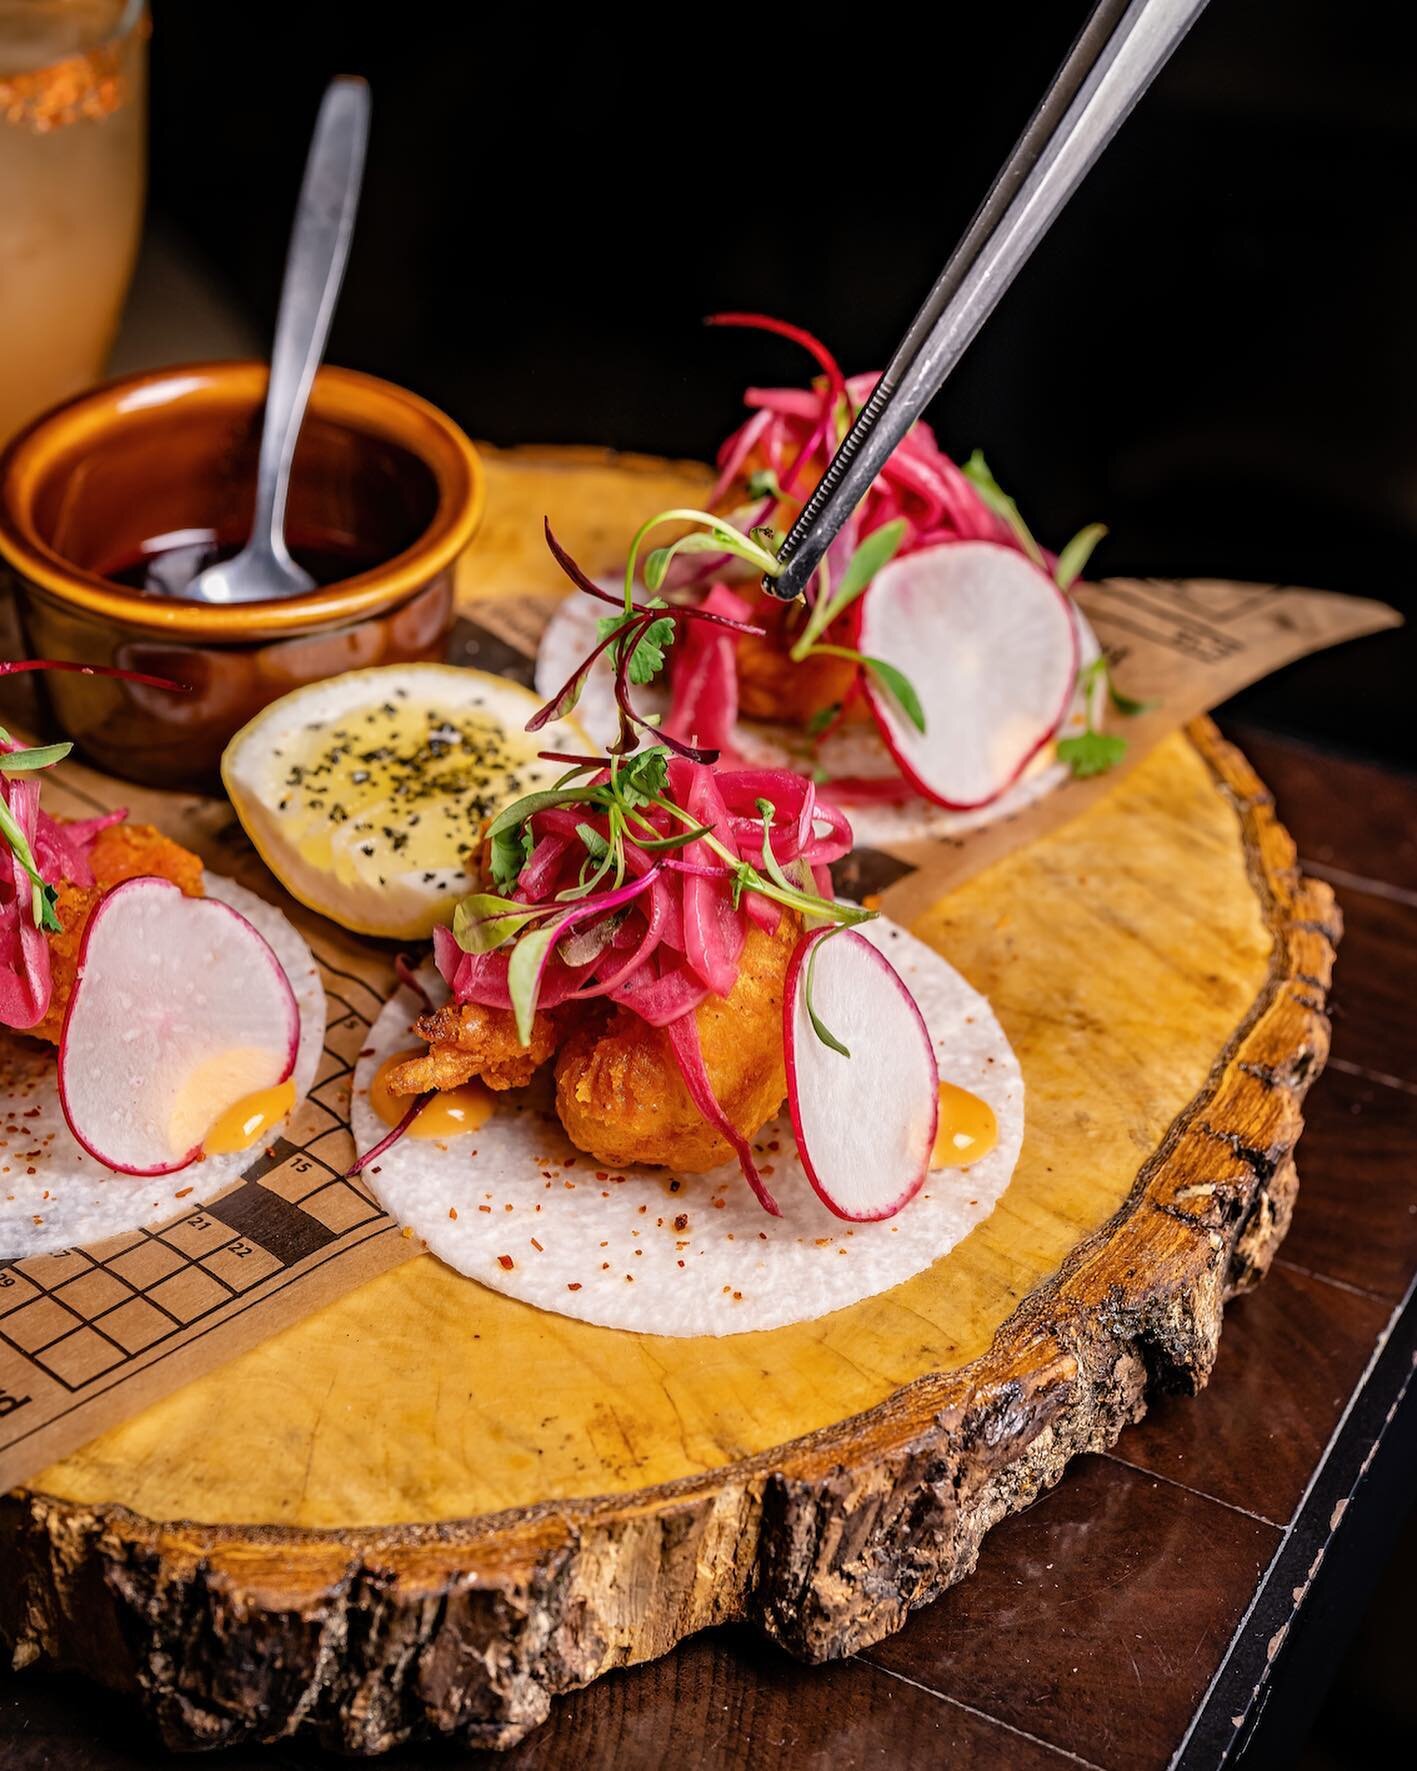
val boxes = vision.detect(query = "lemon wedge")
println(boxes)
[222,664,584,939]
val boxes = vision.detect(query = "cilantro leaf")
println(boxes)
[617,746,669,807]
[628,616,674,684]
[488,820,533,888]
[1057,731,1128,778]
[35,881,61,934]
[596,602,675,686]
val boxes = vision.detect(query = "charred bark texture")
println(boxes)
[0,722,1337,1754]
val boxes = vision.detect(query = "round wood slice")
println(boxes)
[0,450,1338,1756]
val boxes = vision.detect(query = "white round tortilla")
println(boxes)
[0,875,324,1259]
[536,586,1101,850]
[352,919,1022,1337]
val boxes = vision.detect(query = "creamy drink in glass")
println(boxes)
[0,0,147,444]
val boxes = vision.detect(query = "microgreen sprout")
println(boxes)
[1056,655,1154,780]
[623,507,785,610]
[963,451,1109,593]
[457,747,873,1050]
[531,520,766,760]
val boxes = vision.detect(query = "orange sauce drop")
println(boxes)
[202,1077,297,1155]
[931,1080,998,1170]
[370,1049,494,1140]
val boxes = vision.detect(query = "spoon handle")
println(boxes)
[250,76,371,565]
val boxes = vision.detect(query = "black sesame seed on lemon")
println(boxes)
[221,665,585,938]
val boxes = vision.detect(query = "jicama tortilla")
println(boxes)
[351,919,1022,1336]
[0,876,324,1259]
[536,589,1102,851]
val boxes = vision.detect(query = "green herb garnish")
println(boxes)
[597,601,676,685]
[460,748,876,1049]
[1057,656,1153,780]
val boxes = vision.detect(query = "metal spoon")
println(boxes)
[186,76,370,606]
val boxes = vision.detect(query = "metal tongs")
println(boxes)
[765,0,1210,602]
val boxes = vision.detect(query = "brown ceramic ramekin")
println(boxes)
[0,363,483,788]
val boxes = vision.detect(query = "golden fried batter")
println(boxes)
[31,822,205,1044]
[732,586,868,726]
[554,914,796,1172]
[88,822,206,897]
[384,999,559,1095]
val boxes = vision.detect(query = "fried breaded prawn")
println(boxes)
[383,999,559,1095]
[88,822,206,896]
[31,823,205,1044]
[731,586,869,726]
[554,913,796,1172]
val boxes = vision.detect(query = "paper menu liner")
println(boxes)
[455,572,1400,920]
[0,570,1397,1492]
[876,575,1401,923]
[0,759,417,1493]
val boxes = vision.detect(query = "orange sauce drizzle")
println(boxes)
[370,1049,494,1140]
[931,1080,998,1170]
[202,1077,297,1155]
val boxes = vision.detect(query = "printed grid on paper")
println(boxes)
[0,947,406,1478]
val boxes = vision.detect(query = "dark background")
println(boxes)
[96,1,1417,1763]
[144,0,1415,767]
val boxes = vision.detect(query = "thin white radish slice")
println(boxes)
[58,877,300,1176]
[856,539,1079,810]
[783,927,939,1221]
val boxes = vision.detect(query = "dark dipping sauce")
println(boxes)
[101,529,390,598]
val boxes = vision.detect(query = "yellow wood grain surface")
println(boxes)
[35,725,1269,1527]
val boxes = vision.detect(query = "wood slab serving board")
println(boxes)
[0,453,1337,1756]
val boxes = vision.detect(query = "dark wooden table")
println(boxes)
[2,719,1413,1771]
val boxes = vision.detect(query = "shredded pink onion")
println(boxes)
[610,952,711,1025]
[664,583,750,770]
[433,759,856,1212]
[663,1006,780,1215]
[31,808,125,890]
[0,795,130,1031]
[0,780,52,1030]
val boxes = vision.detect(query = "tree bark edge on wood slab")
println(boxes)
[0,718,1339,1756]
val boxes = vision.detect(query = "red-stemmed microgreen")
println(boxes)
[0,659,189,692]
[529,521,766,759]
[453,746,874,1054]
[705,312,847,402]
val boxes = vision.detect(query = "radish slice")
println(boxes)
[58,877,300,1176]
[784,927,939,1221]
[856,540,1079,810]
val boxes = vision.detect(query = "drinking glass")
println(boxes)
[0,0,147,444]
